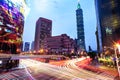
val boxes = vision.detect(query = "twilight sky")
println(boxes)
[23,0,97,51]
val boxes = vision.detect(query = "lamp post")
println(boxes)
[115,44,120,77]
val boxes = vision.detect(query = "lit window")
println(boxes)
[5,28,11,32]
[79,39,82,42]
[106,27,112,35]
[0,22,3,25]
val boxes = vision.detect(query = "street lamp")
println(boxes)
[116,44,120,52]
[115,43,120,77]
[39,49,44,54]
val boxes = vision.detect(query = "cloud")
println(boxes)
[33,0,58,13]
[34,0,48,13]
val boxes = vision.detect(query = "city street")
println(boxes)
[0,57,116,80]
[0,0,120,80]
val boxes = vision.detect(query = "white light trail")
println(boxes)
[20,58,114,80]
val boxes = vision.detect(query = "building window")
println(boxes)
[105,27,112,35]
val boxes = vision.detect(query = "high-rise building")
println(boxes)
[0,0,26,54]
[24,42,30,52]
[34,17,52,51]
[95,0,120,52]
[95,27,100,53]
[0,0,28,69]
[20,41,24,52]
[31,41,34,51]
[76,2,86,50]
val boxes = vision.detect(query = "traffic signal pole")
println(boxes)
[115,48,120,77]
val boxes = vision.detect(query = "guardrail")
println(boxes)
[0,53,66,60]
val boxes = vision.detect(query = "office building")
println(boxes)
[95,0,120,52]
[43,34,75,54]
[95,27,100,53]
[34,17,52,51]
[24,42,30,52]
[76,2,86,50]
[20,41,23,52]
[31,41,34,51]
[0,0,28,69]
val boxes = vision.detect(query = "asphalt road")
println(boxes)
[0,57,115,80]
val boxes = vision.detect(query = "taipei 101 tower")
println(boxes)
[76,1,86,51]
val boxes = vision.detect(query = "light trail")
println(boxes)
[20,57,114,80]
[0,69,34,80]
[63,57,114,80]
[21,59,82,80]
[0,57,115,80]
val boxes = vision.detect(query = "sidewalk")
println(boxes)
[90,61,118,76]
[75,58,119,79]
[0,64,25,74]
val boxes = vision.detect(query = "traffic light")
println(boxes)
[117,40,120,44]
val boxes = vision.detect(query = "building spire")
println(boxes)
[77,0,81,9]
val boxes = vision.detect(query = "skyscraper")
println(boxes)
[95,0,120,52]
[31,41,34,51]
[0,0,27,54]
[34,17,52,51]
[95,27,100,52]
[24,42,30,52]
[0,0,28,69]
[76,2,86,50]
[20,41,24,52]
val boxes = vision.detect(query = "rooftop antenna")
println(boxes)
[77,0,81,9]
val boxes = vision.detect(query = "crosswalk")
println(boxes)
[0,69,33,80]
[0,58,117,80]
[0,68,62,80]
[97,72,115,79]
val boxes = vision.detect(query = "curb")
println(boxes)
[75,58,119,77]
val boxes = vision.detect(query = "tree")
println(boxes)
[87,51,96,60]
[88,45,92,52]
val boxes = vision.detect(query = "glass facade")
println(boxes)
[24,42,30,52]
[95,0,120,52]
[76,3,85,50]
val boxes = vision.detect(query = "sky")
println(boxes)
[23,0,97,51]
